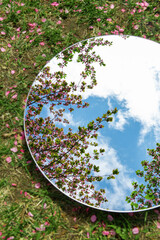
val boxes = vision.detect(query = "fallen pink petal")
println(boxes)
[10,147,18,152]
[12,93,18,99]
[5,91,10,97]
[102,230,109,236]
[1,47,6,52]
[132,227,139,234]
[35,183,41,188]
[107,214,114,221]
[6,157,12,163]
[157,221,160,229]
[91,214,97,222]
[28,212,34,217]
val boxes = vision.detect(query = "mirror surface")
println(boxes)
[25,35,160,212]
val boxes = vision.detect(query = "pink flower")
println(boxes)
[1,31,5,35]
[12,93,17,99]
[56,20,61,24]
[87,232,90,238]
[132,227,139,235]
[11,70,15,74]
[121,8,126,12]
[106,18,112,22]
[7,237,14,240]
[1,47,6,52]
[97,18,101,22]
[16,27,21,32]
[91,214,97,222]
[0,232,2,236]
[43,203,47,209]
[6,123,9,128]
[40,42,45,46]
[35,183,41,188]
[110,4,114,9]
[8,43,12,48]
[17,10,21,14]
[10,147,18,152]
[107,214,114,221]
[102,231,109,236]
[6,157,12,163]
[35,8,39,12]
[41,18,46,22]
[0,17,4,21]
[89,26,93,29]
[28,212,34,217]
[51,2,59,6]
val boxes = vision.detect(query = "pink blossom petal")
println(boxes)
[1,47,6,52]
[11,70,15,74]
[132,227,139,235]
[6,157,12,163]
[10,147,18,152]
[12,93,17,99]
[41,18,46,22]
[157,221,160,229]
[56,20,61,24]
[51,2,59,6]
[8,43,12,48]
[0,17,4,21]
[35,183,41,188]
[102,231,109,236]
[28,212,34,217]
[1,31,6,35]
[11,183,17,187]
[43,203,47,209]
[107,214,114,221]
[91,214,97,223]
[39,42,45,46]
[5,91,10,97]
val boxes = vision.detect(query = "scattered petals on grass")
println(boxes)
[10,147,18,152]
[91,214,97,222]
[28,212,34,217]
[35,183,41,188]
[132,227,139,234]
[107,214,114,221]
[6,156,12,163]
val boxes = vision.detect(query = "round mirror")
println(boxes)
[24,35,160,212]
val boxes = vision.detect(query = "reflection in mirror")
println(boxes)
[24,35,160,212]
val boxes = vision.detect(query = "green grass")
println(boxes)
[0,0,160,239]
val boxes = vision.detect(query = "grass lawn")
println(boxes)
[0,0,160,239]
